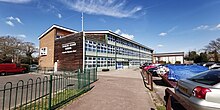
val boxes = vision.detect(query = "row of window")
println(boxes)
[85,40,150,58]
[107,34,151,52]
[130,60,142,66]
[85,56,148,68]
[85,56,116,68]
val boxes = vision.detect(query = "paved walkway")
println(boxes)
[62,68,156,110]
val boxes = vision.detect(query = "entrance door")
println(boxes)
[116,62,123,69]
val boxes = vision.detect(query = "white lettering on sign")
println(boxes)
[62,42,76,48]
[62,50,77,54]
[62,42,77,54]
[65,47,72,50]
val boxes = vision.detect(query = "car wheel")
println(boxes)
[22,71,25,74]
[1,72,6,76]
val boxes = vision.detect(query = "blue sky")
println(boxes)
[1,0,220,53]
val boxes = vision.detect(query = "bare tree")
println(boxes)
[22,42,38,64]
[0,36,37,63]
[204,38,220,53]
[0,36,22,62]
[204,38,220,62]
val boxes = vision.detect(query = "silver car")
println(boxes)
[175,70,220,110]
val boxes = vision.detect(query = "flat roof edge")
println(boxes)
[85,30,154,51]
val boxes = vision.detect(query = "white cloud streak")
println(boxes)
[60,0,142,18]
[17,34,26,38]
[193,24,220,31]
[158,26,177,36]
[215,24,220,30]
[158,32,167,36]
[58,13,62,18]
[115,29,134,40]
[0,0,32,3]
[168,26,177,33]
[99,18,106,23]
[157,44,163,47]
[6,21,14,27]
[193,25,209,30]
[5,16,23,27]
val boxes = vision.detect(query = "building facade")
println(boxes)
[39,25,77,69]
[153,52,184,64]
[39,25,153,71]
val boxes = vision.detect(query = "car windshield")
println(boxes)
[188,70,220,85]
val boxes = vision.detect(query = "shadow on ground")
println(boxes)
[153,79,170,87]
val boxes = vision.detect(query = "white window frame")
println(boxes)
[40,47,47,56]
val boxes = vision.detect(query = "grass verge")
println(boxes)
[14,89,85,110]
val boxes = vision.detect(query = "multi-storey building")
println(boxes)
[39,24,153,71]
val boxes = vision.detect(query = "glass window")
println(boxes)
[188,70,220,85]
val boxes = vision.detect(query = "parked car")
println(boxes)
[0,63,26,76]
[203,62,215,68]
[209,63,220,70]
[29,64,39,72]
[175,70,220,110]
[144,65,156,71]
[139,62,151,69]
[148,67,159,76]
[156,65,169,75]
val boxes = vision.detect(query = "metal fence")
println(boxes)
[0,68,98,110]
[165,88,192,110]
[141,69,153,91]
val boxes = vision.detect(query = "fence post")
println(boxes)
[93,68,95,82]
[88,69,90,89]
[95,67,97,81]
[48,75,53,110]
[150,73,153,91]
[77,69,81,89]
[147,72,150,85]
[166,95,172,110]
[83,69,86,88]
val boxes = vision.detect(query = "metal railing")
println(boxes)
[141,69,153,91]
[0,68,98,110]
[165,88,192,110]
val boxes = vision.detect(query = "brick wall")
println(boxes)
[55,32,83,71]
[39,29,56,68]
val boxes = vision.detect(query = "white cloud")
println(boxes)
[157,44,163,47]
[158,32,167,36]
[15,18,22,24]
[193,25,209,30]
[0,0,31,3]
[60,0,142,18]
[115,29,121,34]
[99,18,106,23]
[5,16,23,27]
[158,26,177,36]
[17,34,26,38]
[216,24,220,30]
[58,13,62,18]
[114,29,134,40]
[194,24,220,31]
[6,21,14,27]
[168,26,177,32]
[5,34,27,38]
[7,16,14,20]
[121,33,134,40]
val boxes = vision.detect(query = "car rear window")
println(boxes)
[188,70,220,85]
